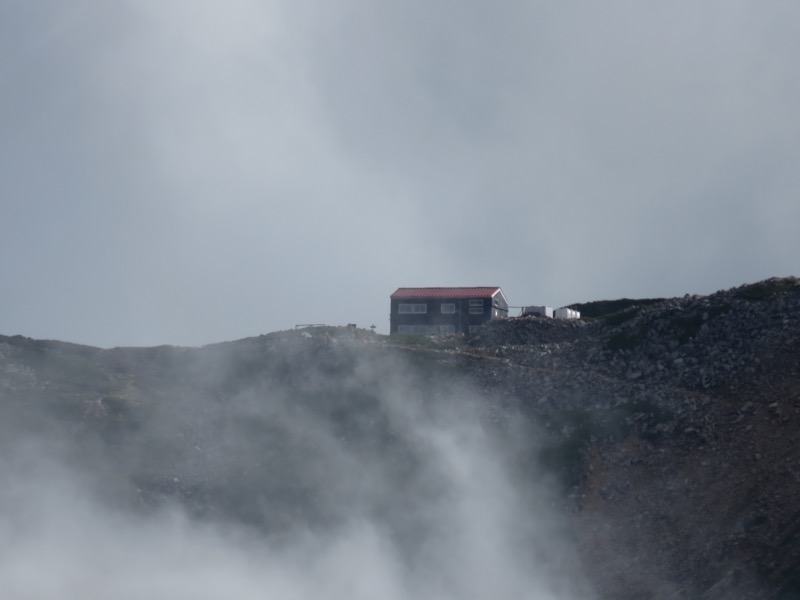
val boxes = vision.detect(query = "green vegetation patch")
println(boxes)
[570,297,665,320]
[601,307,643,327]
[671,314,705,344]
[607,326,649,351]
[387,334,463,351]
[706,303,732,319]
[388,334,440,346]
[734,278,800,301]
[537,401,675,490]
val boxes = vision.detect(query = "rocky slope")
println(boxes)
[1,277,798,598]
[469,277,800,598]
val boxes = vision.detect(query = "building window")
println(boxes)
[469,306,484,314]
[441,303,455,314]
[398,303,427,314]
[469,299,483,306]
[398,324,455,335]
[397,325,421,334]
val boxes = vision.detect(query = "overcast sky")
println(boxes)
[2,1,798,347]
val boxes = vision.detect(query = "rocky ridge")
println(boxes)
[1,277,799,598]
[463,277,800,598]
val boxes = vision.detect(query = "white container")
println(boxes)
[554,307,580,320]
[521,305,553,318]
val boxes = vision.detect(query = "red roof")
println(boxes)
[391,287,504,299]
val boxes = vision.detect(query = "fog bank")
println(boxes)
[0,339,595,599]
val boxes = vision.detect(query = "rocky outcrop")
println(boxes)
[472,276,799,394]
[1,278,799,598]
[464,277,800,598]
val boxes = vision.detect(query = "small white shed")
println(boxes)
[554,307,581,320]
[521,305,553,318]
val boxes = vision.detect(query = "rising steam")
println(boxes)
[0,338,594,599]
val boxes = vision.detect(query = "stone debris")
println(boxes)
[1,279,799,599]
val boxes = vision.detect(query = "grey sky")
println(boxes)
[2,1,798,347]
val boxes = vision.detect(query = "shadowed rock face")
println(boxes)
[1,277,799,599]
[472,278,800,598]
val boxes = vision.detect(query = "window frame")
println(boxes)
[398,324,455,335]
[398,303,427,314]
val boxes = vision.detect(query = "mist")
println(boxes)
[3,2,800,346]
[0,335,595,599]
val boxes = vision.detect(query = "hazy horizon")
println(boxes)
[3,1,799,347]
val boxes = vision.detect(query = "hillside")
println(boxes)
[1,277,799,599]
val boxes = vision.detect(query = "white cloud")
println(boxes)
[0,368,593,600]
[1,0,799,345]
